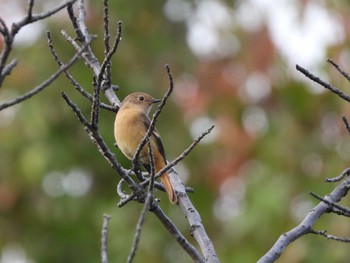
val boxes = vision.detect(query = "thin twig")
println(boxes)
[67,2,84,42]
[0,1,75,86]
[296,64,350,103]
[309,191,350,216]
[327,59,350,83]
[117,179,130,200]
[101,0,112,92]
[0,45,84,111]
[156,125,215,179]
[46,32,116,112]
[91,77,101,130]
[98,21,123,87]
[325,168,350,183]
[26,0,35,19]
[101,213,111,263]
[1,58,18,79]
[342,116,350,135]
[12,0,77,35]
[65,0,121,107]
[103,0,110,55]
[311,229,350,243]
[140,125,214,189]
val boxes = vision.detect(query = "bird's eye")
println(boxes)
[138,96,144,101]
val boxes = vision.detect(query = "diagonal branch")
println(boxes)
[296,64,350,103]
[311,229,350,243]
[341,116,350,135]
[258,170,350,263]
[46,32,116,112]
[12,0,77,35]
[327,59,350,83]
[156,125,214,179]
[140,125,215,188]
[0,43,85,111]
[309,191,350,216]
[151,204,205,263]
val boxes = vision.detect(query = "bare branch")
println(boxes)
[156,125,215,180]
[91,77,101,130]
[325,167,350,183]
[26,0,35,19]
[67,2,84,41]
[1,58,18,79]
[296,64,350,103]
[309,191,350,216]
[327,59,350,83]
[311,229,350,243]
[101,214,111,263]
[12,0,77,35]
[258,171,350,263]
[151,204,205,263]
[65,0,121,107]
[117,179,130,201]
[0,45,84,111]
[140,125,214,189]
[103,0,110,55]
[46,32,116,112]
[98,21,123,87]
[342,116,350,135]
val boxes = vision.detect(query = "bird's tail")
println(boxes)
[160,173,177,204]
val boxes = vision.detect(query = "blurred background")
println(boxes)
[1,0,350,262]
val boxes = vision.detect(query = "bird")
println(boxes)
[114,92,177,204]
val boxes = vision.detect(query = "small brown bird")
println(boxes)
[114,92,177,204]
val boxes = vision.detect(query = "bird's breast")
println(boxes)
[114,109,146,160]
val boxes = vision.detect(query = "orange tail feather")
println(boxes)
[160,173,177,204]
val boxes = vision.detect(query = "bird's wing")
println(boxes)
[141,114,167,163]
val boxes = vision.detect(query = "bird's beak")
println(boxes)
[151,98,162,104]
